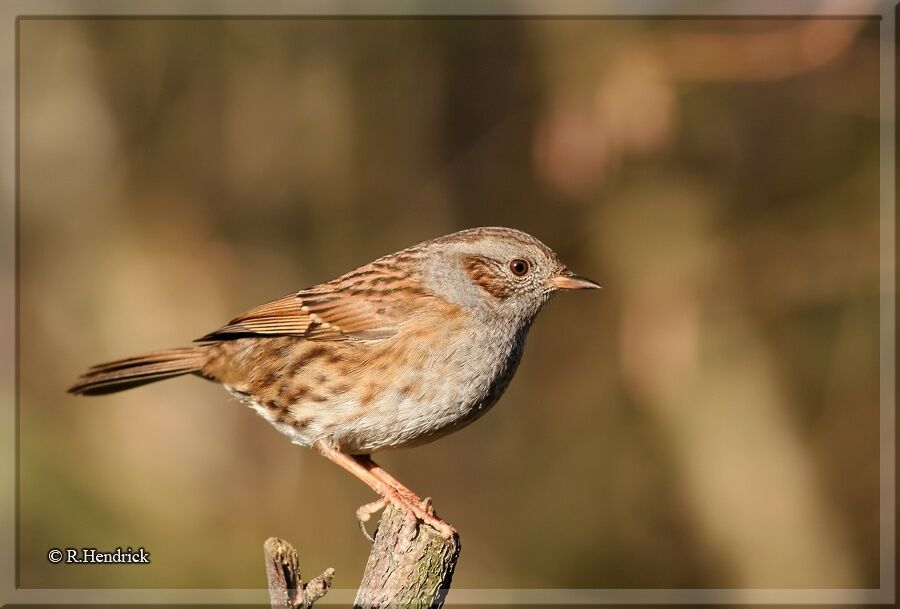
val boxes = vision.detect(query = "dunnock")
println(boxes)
[69,227,599,537]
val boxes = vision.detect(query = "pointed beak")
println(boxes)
[548,269,602,291]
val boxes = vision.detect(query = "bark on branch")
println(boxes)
[263,504,460,609]
[263,537,334,609]
[355,504,461,608]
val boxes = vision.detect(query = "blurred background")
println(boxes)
[18,17,881,592]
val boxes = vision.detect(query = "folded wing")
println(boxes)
[196,265,429,342]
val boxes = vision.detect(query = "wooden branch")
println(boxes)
[263,504,461,609]
[263,537,334,609]
[354,504,461,609]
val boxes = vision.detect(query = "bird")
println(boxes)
[69,227,600,538]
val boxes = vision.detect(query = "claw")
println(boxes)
[421,497,435,516]
[357,519,376,543]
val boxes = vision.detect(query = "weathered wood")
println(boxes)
[354,504,461,609]
[264,504,460,609]
[263,537,334,609]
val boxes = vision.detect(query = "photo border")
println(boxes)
[1,1,893,605]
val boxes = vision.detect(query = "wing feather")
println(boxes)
[196,275,420,343]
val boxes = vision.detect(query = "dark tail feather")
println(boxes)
[68,347,207,396]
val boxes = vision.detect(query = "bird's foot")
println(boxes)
[356,497,388,542]
[391,495,456,540]
[360,492,456,540]
[416,508,457,540]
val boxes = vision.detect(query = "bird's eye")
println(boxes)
[509,259,530,277]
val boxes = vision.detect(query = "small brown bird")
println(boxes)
[69,227,599,537]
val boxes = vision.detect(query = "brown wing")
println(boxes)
[196,289,400,342]
[195,256,433,343]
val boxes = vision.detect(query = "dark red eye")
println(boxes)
[509,259,530,277]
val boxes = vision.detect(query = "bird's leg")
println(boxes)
[355,456,423,503]
[355,455,437,516]
[358,455,453,534]
[314,441,456,539]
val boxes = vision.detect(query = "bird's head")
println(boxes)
[418,227,599,325]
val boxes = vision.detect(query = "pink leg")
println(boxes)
[354,455,436,515]
[315,441,456,538]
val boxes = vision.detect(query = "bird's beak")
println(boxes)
[548,269,602,290]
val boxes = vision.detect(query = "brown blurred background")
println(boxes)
[18,17,881,591]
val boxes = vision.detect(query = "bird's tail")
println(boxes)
[68,346,207,396]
